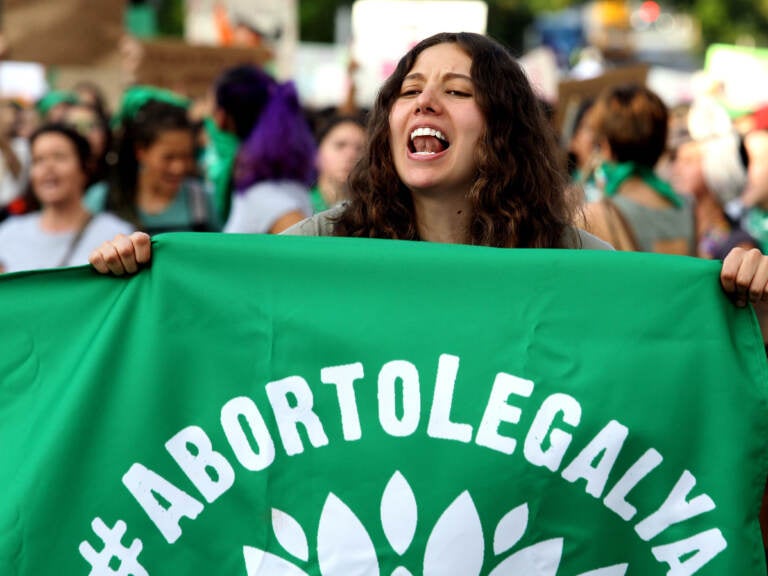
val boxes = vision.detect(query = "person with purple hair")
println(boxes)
[210,65,316,235]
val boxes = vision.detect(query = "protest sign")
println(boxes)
[3,0,123,66]
[131,40,270,98]
[704,44,768,116]
[0,235,766,575]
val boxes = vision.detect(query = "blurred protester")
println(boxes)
[566,98,600,203]
[198,111,239,223]
[670,132,759,259]
[17,102,41,140]
[62,100,113,191]
[741,130,768,253]
[88,87,219,234]
[36,89,78,123]
[579,84,695,255]
[72,80,111,119]
[0,123,132,273]
[0,99,30,221]
[210,65,316,234]
[310,113,366,213]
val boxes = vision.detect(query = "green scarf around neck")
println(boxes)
[201,117,240,223]
[600,161,683,208]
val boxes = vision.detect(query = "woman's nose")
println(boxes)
[415,86,440,114]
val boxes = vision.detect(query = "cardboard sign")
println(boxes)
[185,0,298,80]
[131,40,271,98]
[3,0,123,66]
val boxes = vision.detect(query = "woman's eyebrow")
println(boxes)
[444,73,473,82]
[403,72,473,82]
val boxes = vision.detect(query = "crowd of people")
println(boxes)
[0,66,366,272]
[1,32,767,314]
[2,28,768,565]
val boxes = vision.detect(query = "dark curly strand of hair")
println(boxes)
[334,32,572,248]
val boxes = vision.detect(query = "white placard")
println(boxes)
[0,62,48,103]
[351,0,488,106]
[295,43,351,110]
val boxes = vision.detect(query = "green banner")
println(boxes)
[1,234,767,575]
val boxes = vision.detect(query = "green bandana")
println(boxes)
[201,117,240,222]
[36,90,78,116]
[309,185,329,214]
[600,162,683,208]
[112,85,190,128]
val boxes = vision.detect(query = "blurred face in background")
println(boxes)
[63,104,107,160]
[316,120,366,194]
[136,129,194,198]
[670,140,705,198]
[31,132,87,207]
[569,105,598,172]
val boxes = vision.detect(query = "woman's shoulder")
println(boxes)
[0,212,39,233]
[233,180,311,214]
[281,204,347,237]
[561,225,614,250]
[241,179,309,197]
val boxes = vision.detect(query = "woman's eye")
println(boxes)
[447,90,471,97]
[400,89,420,97]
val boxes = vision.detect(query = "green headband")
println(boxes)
[112,85,191,127]
[36,90,79,116]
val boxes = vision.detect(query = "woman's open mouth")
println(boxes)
[409,127,450,156]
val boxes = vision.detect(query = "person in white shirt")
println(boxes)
[0,123,133,273]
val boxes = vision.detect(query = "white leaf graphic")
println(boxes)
[488,538,564,576]
[243,546,310,576]
[381,471,418,555]
[272,509,309,562]
[423,491,484,576]
[318,493,380,575]
[576,564,629,576]
[391,567,414,576]
[493,503,529,556]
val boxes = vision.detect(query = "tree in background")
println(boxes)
[156,0,185,37]
[271,0,768,54]
[679,0,768,46]
[128,0,185,38]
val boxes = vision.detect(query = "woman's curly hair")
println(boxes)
[334,32,573,247]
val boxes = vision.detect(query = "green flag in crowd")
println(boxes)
[0,233,766,576]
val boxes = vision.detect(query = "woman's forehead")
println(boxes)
[407,43,472,77]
